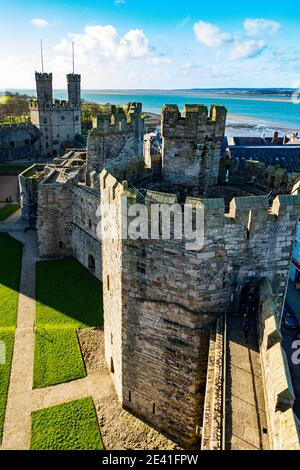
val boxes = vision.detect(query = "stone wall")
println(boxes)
[72,184,101,280]
[37,171,74,258]
[161,105,227,194]
[0,123,41,162]
[201,317,223,450]
[86,103,144,177]
[258,280,300,450]
[100,166,300,447]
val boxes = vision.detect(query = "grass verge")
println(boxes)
[0,204,20,221]
[0,165,30,175]
[34,257,103,388]
[30,397,103,450]
[33,328,86,388]
[0,331,14,443]
[0,233,23,443]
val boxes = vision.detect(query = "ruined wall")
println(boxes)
[86,103,144,176]
[258,280,300,450]
[72,184,101,280]
[161,105,227,194]
[100,167,300,447]
[0,123,41,162]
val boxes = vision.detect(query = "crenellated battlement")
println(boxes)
[35,72,52,81]
[91,102,143,135]
[67,73,81,82]
[29,99,76,111]
[162,104,227,140]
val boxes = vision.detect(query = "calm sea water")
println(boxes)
[7,89,300,131]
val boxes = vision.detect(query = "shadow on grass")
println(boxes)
[35,257,103,329]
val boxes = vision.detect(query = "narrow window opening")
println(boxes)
[107,274,110,291]
[152,403,156,414]
[111,333,113,345]
[88,254,95,273]
[58,241,64,249]
[129,391,132,402]
[110,357,114,373]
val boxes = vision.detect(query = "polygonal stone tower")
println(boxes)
[161,104,227,194]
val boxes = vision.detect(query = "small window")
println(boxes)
[75,116,79,122]
[107,274,110,291]
[129,391,132,402]
[25,139,30,145]
[10,141,15,148]
[152,403,156,414]
[110,357,114,373]
[43,118,47,124]
[88,254,95,272]
[137,262,145,274]
[111,333,113,345]
[61,115,65,121]
[58,241,64,249]
[89,219,92,229]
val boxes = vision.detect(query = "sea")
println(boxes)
[5,88,300,137]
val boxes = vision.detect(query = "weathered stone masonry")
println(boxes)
[161,104,226,194]
[100,167,300,447]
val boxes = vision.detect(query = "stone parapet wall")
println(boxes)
[258,280,300,450]
[201,316,224,450]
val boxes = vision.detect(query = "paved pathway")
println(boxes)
[225,312,269,450]
[0,212,112,450]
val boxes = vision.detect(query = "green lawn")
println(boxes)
[0,234,23,329]
[0,331,14,444]
[34,257,103,388]
[0,234,23,443]
[0,165,30,175]
[30,397,103,450]
[0,204,20,221]
[34,328,86,388]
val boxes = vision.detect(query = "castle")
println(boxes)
[29,72,82,157]
[19,85,300,448]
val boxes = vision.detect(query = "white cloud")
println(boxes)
[244,18,281,37]
[31,18,49,28]
[193,21,231,48]
[114,0,125,5]
[55,25,151,62]
[229,40,266,61]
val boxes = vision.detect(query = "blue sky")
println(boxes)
[0,0,299,89]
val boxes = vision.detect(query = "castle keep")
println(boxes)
[29,72,82,157]
[19,99,300,449]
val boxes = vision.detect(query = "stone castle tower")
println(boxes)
[161,104,227,194]
[29,72,81,157]
[100,104,300,447]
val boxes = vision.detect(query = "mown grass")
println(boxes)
[34,257,103,388]
[0,234,23,328]
[0,331,14,444]
[30,397,104,450]
[33,329,86,388]
[0,234,23,443]
[0,165,30,175]
[0,204,20,221]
